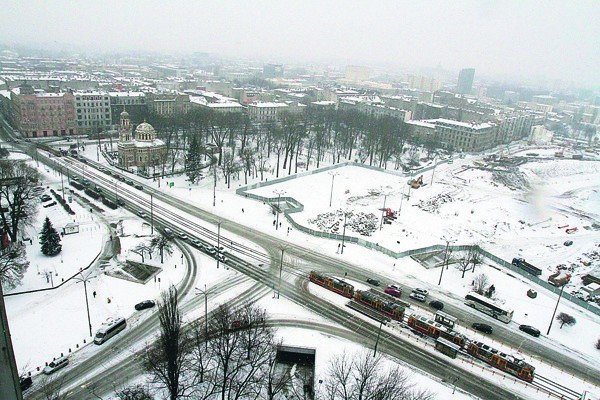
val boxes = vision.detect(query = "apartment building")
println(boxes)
[74,91,111,134]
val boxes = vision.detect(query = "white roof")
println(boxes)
[432,118,493,130]
[249,102,288,108]
[109,91,145,97]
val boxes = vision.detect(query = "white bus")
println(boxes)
[94,317,127,345]
[464,292,513,323]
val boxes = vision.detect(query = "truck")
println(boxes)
[511,258,542,276]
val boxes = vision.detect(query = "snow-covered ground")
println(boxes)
[4,142,600,399]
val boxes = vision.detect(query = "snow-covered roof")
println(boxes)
[249,102,288,108]
[432,118,493,130]
[108,91,145,97]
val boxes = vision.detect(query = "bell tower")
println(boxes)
[119,109,131,142]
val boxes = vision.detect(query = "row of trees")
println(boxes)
[142,107,446,187]
[135,286,432,400]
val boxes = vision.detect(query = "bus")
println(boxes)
[464,292,513,323]
[94,317,127,345]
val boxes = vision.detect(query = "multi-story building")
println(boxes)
[433,118,496,152]
[407,75,443,92]
[345,66,370,82]
[74,91,111,134]
[10,85,76,138]
[247,102,289,122]
[109,92,147,125]
[496,113,535,143]
[263,64,284,79]
[146,93,191,116]
[457,68,475,95]
[358,103,412,121]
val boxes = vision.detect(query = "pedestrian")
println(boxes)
[242,208,244,213]
[273,220,276,226]
[93,291,96,298]
[107,297,111,304]
[30,238,33,245]
[279,222,282,228]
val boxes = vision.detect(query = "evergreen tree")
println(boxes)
[39,217,62,256]
[185,135,202,184]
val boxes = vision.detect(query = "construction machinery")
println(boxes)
[408,175,424,189]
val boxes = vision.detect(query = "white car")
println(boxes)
[413,288,429,296]
[43,356,69,374]
[409,292,427,302]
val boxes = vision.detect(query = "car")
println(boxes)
[135,300,156,311]
[216,253,228,263]
[43,356,69,375]
[177,232,189,240]
[40,194,52,202]
[472,323,493,334]
[519,324,540,337]
[564,240,573,246]
[429,300,444,310]
[126,180,134,186]
[20,376,33,391]
[137,211,148,218]
[409,292,427,302]
[191,239,203,248]
[135,184,143,190]
[413,288,429,296]
[366,278,380,286]
[384,285,402,298]
[118,176,126,182]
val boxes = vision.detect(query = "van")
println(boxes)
[43,356,69,374]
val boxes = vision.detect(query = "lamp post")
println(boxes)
[546,282,566,336]
[379,190,390,230]
[150,193,154,235]
[430,155,438,187]
[277,247,286,299]
[340,210,350,255]
[195,285,210,350]
[328,171,339,207]
[216,220,222,269]
[438,236,456,285]
[212,159,217,207]
[398,184,406,217]
[373,316,384,357]
[273,190,286,230]
[74,272,94,337]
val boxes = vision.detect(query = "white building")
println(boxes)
[74,91,111,134]
[247,102,289,122]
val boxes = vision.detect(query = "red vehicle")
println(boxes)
[309,271,354,298]
[354,290,405,321]
[384,285,402,298]
[466,341,535,382]
[407,313,466,348]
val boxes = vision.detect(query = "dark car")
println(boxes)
[135,300,156,311]
[472,323,493,334]
[429,300,444,310]
[20,376,33,391]
[366,278,380,286]
[40,194,52,202]
[519,324,540,337]
[563,240,573,246]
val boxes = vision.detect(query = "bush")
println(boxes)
[596,338,600,350]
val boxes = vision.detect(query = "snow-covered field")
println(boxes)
[4,142,600,398]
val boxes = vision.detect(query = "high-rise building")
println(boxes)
[457,68,475,95]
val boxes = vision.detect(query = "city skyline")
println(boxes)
[1,0,599,88]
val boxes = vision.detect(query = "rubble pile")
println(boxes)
[417,192,454,213]
[308,209,379,236]
[491,168,529,191]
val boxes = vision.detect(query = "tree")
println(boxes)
[132,242,150,263]
[472,273,489,295]
[114,384,154,400]
[321,350,433,400]
[0,160,40,243]
[185,134,204,184]
[556,312,576,329]
[38,374,69,400]
[149,235,173,264]
[596,338,600,350]
[0,242,29,289]
[457,247,481,279]
[143,285,192,400]
[39,216,62,256]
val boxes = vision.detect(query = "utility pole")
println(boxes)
[74,272,94,337]
[438,236,455,285]
[213,158,217,207]
[546,282,566,336]
[195,285,210,350]
[216,221,222,269]
[277,247,285,299]
[150,193,154,235]
[341,211,349,255]
[273,190,286,230]
[373,316,384,357]
[328,171,339,207]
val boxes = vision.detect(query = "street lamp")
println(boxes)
[74,271,94,337]
[150,193,154,235]
[340,210,351,255]
[379,189,391,230]
[546,282,566,336]
[328,171,339,207]
[373,315,384,357]
[216,220,222,269]
[195,285,210,349]
[273,190,286,230]
[438,236,456,285]
[277,245,287,299]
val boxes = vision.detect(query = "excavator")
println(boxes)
[408,175,424,189]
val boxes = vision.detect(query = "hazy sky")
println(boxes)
[2,0,599,87]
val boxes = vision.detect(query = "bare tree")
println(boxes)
[38,374,69,400]
[556,312,576,329]
[132,243,150,262]
[472,273,489,295]
[0,160,40,243]
[144,285,192,400]
[321,350,433,400]
[149,235,173,264]
[457,247,481,279]
[0,242,29,289]
[114,384,155,400]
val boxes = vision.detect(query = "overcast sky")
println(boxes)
[2,0,599,87]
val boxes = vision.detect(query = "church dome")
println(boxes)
[135,122,155,134]
[120,110,129,118]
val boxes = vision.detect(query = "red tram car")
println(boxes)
[353,290,405,321]
[407,314,466,348]
[466,341,535,382]
[309,271,354,298]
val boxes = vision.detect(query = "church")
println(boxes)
[117,110,167,171]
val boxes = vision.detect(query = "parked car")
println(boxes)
[519,324,540,337]
[40,194,52,202]
[177,232,189,240]
[429,300,444,310]
[135,184,143,190]
[564,240,573,246]
[137,211,148,218]
[135,300,156,311]
[43,356,69,374]
[413,288,429,296]
[20,376,33,391]
[409,292,427,302]
[190,239,202,248]
[204,245,217,255]
[366,278,380,286]
[384,285,402,298]
[216,253,228,263]
[472,323,493,334]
